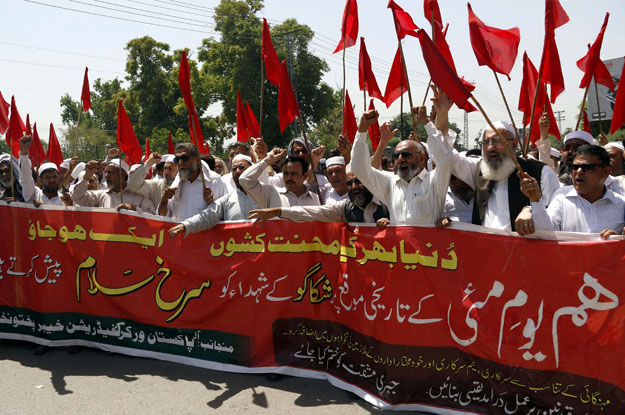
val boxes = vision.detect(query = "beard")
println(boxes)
[178,165,195,181]
[479,153,516,182]
[349,186,373,209]
[394,161,420,182]
[0,177,12,188]
[43,184,58,194]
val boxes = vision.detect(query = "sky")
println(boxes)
[1,0,624,149]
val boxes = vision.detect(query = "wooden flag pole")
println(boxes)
[421,15,435,106]
[296,115,324,205]
[119,154,124,205]
[523,73,543,157]
[575,87,589,130]
[189,116,207,188]
[363,80,367,112]
[74,104,82,157]
[470,95,524,174]
[342,38,347,126]
[9,138,15,199]
[594,81,604,133]
[400,79,405,140]
[493,71,520,141]
[259,59,265,137]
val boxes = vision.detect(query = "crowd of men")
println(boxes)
[2,88,625,242]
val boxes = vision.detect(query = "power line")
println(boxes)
[127,0,214,19]
[0,58,125,74]
[0,41,125,62]
[87,0,213,25]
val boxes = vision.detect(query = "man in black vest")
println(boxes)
[441,121,560,232]
[247,171,390,228]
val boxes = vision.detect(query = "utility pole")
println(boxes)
[554,110,565,132]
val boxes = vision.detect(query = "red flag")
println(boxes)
[540,0,569,103]
[81,67,91,111]
[334,0,359,53]
[383,46,409,108]
[25,114,32,136]
[30,122,46,168]
[144,138,151,163]
[116,100,143,166]
[610,62,625,134]
[518,52,560,142]
[245,102,260,138]
[416,30,477,113]
[47,123,63,168]
[467,3,520,80]
[278,60,300,133]
[358,38,383,101]
[236,90,250,142]
[583,109,591,133]
[178,50,209,154]
[387,0,419,40]
[424,0,443,31]
[0,90,9,134]
[368,99,381,151]
[5,96,27,157]
[576,13,614,91]
[262,18,281,86]
[168,131,174,154]
[343,90,358,143]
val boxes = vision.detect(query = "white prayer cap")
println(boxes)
[563,130,593,145]
[38,162,59,176]
[161,154,175,163]
[604,141,624,152]
[345,163,352,174]
[71,162,85,179]
[482,121,516,139]
[232,154,253,165]
[325,156,345,167]
[108,158,130,173]
[550,148,561,159]
[60,158,71,170]
[129,164,142,174]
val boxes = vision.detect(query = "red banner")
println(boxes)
[1,204,624,414]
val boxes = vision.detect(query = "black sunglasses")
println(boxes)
[571,163,606,173]
[174,154,191,163]
[392,150,412,160]
[345,178,362,187]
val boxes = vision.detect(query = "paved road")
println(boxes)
[0,341,431,414]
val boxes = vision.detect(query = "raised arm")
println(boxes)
[370,124,396,169]
[239,148,286,209]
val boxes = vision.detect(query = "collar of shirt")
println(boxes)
[280,188,317,200]
[563,185,621,205]
[394,167,428,185]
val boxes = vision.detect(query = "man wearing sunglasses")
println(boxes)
[127,152,178,210]
[350,86,454,225]
[247,170,389,228]
[517,145,625,239]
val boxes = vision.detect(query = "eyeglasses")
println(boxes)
[345,178,362,187]
[231,165,248,172]
[174,154,191,163]
[392,150,413,160]
[571,163,606,173]
[483,138,504,146]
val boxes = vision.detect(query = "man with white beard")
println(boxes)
[127,152,178,209]
[0,153,24,202]
[445,120,560,232]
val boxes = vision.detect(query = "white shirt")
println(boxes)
[321,183,350,205]
[222,165,270,194]
[71,178,155,213]
[531,185,625,233]
[269,171,329,190]
[19,154,64,206]
[240,159,320,208]
[350,122,453,225]
[181,189,258,234]
[126,164,166,209]
[168,166,228,221]
[451,153,560,231]
[443,187,473,223]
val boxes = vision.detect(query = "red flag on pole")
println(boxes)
[236,90,250,142]
[333,0,359,53]
[610,62,625,134]
[343,90,358,143]
[518,52,560,142]
[368,99,381,151]
[47,123,63,168]
[540,0,569,103]
[81,67,91,111]
[116,100,143,166]
[0,90,9,134]
[168,131,174,154]
[424,0,443,32]
[31,122,46,168]
[178,50,209,154]
[358,38,383,101]
[467,3,520,80]
[25,114,32,136]
[415,29,477,113]
[583,109,591,133]
[383,46,409,108]
[278,60,300,133]
[245,102,260,138]
[387,0,419,40]
[262,18,281,86]
[6,96,27,157]
[576,13,614,91]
